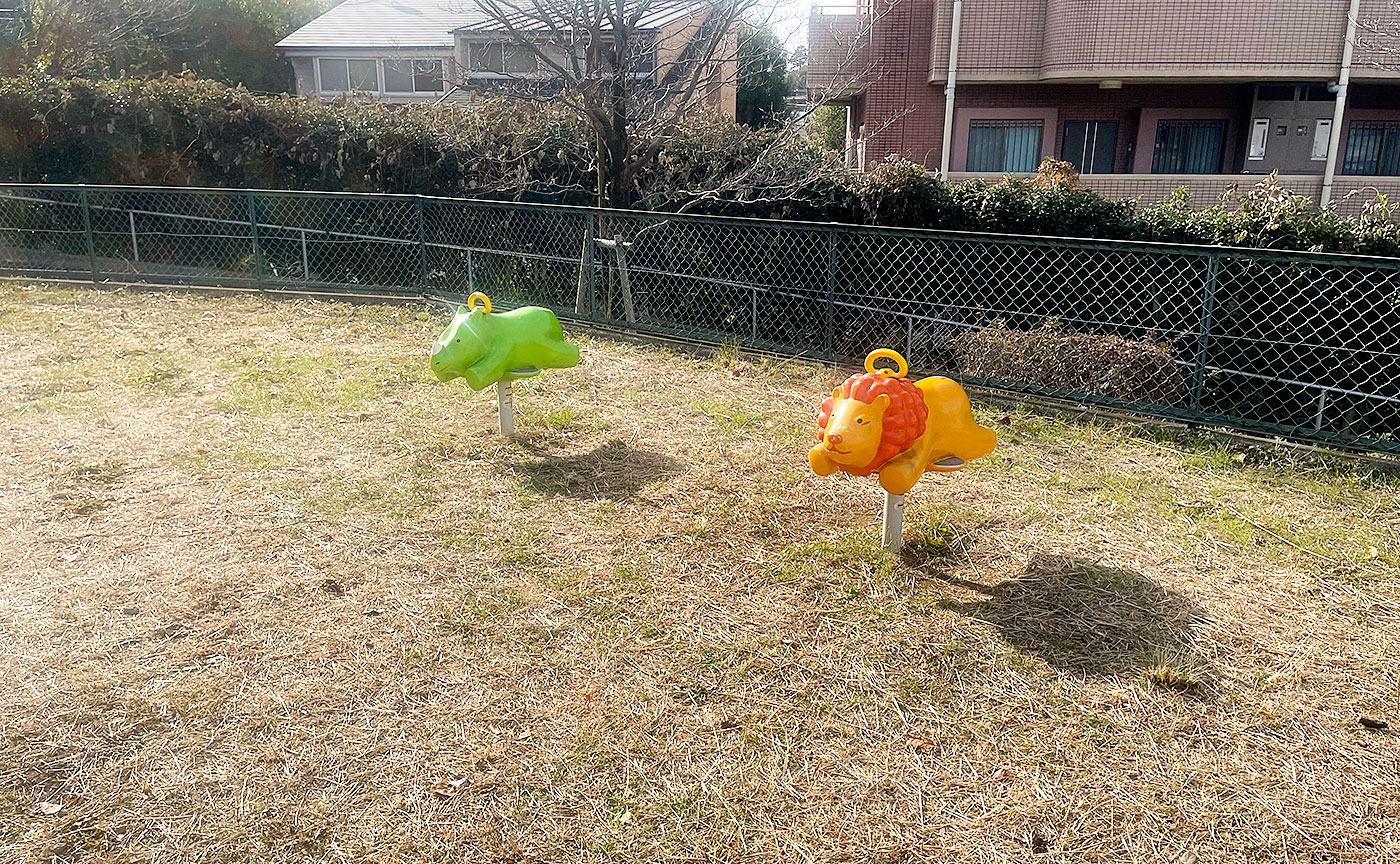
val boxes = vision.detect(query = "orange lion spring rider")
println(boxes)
[810,349,997,551]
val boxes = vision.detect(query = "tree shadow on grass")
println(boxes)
[918,552,1213,687]
[509,438,683,501]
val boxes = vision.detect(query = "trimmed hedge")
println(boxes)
[2,74,1398,257]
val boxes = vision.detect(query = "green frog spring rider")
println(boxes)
[430,293,580,435]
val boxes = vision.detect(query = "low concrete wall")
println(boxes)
[947,172,1400,218]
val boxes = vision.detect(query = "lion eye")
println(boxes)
[855,418,864,424]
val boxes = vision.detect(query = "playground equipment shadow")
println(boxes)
[0,284,1397,864]
[921,554,1211,685]
[507,438,684,501]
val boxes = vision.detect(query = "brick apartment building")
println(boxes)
[808,0,1400,213]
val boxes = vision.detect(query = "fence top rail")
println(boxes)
[4,182,1400,270]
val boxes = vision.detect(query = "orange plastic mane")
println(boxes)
[816,372,929,475]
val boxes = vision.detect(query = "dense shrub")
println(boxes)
[0,73,1396,256]
[0,72,845,212]
[953,322,1188,408]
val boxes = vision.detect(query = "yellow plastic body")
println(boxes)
[809,349,997,495]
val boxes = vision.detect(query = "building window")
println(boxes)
[1256,84,1296,102]
[1061,121,1117,174]
[318,58,378,93]
[967,121,1043,172]
[1343,122,1400,175]
[504,45,537,74]
[470,43,505,74]
[1151,120,1226,174]
[413,59,443,91]
[625,40,657,75]
[384,59,443,93]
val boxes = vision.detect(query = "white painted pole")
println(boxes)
[938,0,964,178]
[128,211,139,264]
[881,491,905,553]
[1321,0,1361,206]
[496,380,514,437]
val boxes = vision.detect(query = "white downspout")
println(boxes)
[1321,0,1361,207]
[939,0,963,178]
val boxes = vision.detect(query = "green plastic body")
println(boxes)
[430,305,580,390]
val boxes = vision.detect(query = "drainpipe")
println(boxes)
[938,0,963,178]
[1320,0,1361,207]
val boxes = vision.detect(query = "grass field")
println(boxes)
[1,283,1397,863]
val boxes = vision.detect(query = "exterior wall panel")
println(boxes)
[928,0,1400,82]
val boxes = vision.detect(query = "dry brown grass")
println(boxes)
[1,283,1398,864]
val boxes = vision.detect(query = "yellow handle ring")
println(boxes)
[467,292,492,314]
[864,348,908,379]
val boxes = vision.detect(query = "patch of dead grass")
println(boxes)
[0,283,1397,863]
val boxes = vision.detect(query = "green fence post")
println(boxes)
[824,226,837,361]
[78,186,99,284]
[416,197,428,296]
[245,191,264,290]
[1190,253,1220,413]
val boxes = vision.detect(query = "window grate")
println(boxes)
[967,121,1044,173]
[1152,120,1226,174]
[1343,122,1400,176]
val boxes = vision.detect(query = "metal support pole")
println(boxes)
[466,248,475,295]
[939,0,964,178]
[1190,255,1220,413]
[416,198,428,294]
[824,227,837,361]
[496,380,514,437]
[128,210,139,266]
[882,492,905,553]
[1314,390,1328,433]
[245,192,263,290]
[78,187,99,284]
[751,284,759,341]
[587,214,599,320]
[300,229,310,282]
[1321,0,1362,206]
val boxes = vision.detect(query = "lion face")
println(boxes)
[819,390,891,468]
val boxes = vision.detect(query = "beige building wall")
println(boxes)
[656,12,738,119]
[928,0,1400,83]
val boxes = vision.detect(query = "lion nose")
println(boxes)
[826,433,843,446]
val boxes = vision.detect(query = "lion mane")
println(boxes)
[816,372,929,475]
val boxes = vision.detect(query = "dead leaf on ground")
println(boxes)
[35,801,62,815]
[907,736,935,751]
[429,775,470,798]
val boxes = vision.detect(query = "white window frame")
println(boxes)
[383,58,445,94]
[1311,119,1332,161]
[1248,117,1270,161]
[462,40,572,80]
[315,57,381,95]
[466,42,507,76]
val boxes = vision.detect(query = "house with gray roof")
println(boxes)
[276,0,736,115]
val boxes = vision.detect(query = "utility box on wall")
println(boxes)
[1246,83,1336,175]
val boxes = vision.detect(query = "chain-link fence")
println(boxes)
[2,183,1398,454]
